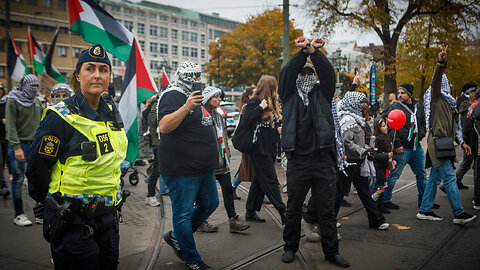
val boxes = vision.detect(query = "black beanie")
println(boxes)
[463,82,477,93]
[398,83,414,97]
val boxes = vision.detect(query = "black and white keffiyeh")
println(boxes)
[338,92,366,133]
[423,74,457,130]
[332,98,349,175]
[8,74,39,107]
[296,75,317,106]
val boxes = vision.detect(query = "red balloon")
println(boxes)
[387,109,406,130]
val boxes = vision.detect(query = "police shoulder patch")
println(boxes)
[38,136,61,157]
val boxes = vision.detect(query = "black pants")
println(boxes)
[336,160,385,228]
[44,207,119,270]
[0,142,6,188]
[246,153,285,213]
[147,147,160,197]
[473,155,480,205]
[216,172,236,218]
[283,150,338,256]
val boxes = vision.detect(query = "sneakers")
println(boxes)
[384,201,400,210]
[302,220,320,242]
[0,186,10,198]
[457,182,469,189]
[197,220,218,233]
[13,214,32,226]
[245,211,266,223]
[35,218,43,224]
[377,223,389,230]
[416,211,443,221]
[186,260,212,270]
[453,212,476,225]
[163,230,184,261]
[229,215,250,232]
[145,196,161,207]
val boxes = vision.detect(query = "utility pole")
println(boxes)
[6,0,11,91]
[282,0,289,67]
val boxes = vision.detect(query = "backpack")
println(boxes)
[232,98,260,153]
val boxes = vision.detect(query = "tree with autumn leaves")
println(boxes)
[204,9,303,88]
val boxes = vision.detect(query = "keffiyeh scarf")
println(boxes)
[8,74,39,107]
[338,92,366,133]
[398,101,419,150]
[423,74,457,130]
[332,98,349,175]
[296,75,317,107]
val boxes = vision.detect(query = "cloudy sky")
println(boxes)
[155,0,382,46]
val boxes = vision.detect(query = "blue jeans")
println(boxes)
[8,144,31,217]
[146,174,169,194]
[420,160,464,216]
[162,171,219,264]
[383,147,426,205]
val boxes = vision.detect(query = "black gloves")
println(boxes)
[33,202,45,220]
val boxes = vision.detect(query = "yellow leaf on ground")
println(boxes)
[392,224,411,230]
[340,217,349,220]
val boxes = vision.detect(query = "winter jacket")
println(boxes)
[460,100,477,155]
[278,48,335,152]
[387,100,426,150]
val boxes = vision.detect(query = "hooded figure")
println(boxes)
[8,74,39,107]
[50,83,72,105]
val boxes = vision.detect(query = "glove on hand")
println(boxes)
[33,202,45,220]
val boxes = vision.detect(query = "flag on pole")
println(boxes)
[44,28,65,83]
[68,0,134,62]
[27,27,46,75]
[7,32,30,82]
[119,38,158,163]
[161,67,170,89]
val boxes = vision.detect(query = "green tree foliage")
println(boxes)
[306,0,480,104]
[204,9,303,88]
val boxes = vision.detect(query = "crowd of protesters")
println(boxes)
[0,37,478,270]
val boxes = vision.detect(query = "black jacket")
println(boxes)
[278,48,335,152]
[462,100,478,154]
[387,100,426,150]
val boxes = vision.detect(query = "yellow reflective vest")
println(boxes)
[43,102,127,206]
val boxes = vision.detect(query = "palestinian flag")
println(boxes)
[119,38,158,163]
[27,27,45,75]
[69,0,133,62]
[7,32,30,82]
[161,67,170,89]
[44,28,65,83]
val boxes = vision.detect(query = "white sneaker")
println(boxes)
[145,196,160,207]
[14,214,32,226]
[377,223,389,230]
[35,218,43,224]
[336,222,341,228]
[337,233,342,241]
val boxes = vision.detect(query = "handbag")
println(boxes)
[434,137,456,159]
[232,115,255,153]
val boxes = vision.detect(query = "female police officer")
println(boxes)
[26,44,127,269]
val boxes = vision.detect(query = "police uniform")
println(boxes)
[26,45,127,270]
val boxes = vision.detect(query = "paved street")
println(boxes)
[1,143,479,269]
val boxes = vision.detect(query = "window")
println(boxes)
[42,0,51,7]
[190,32,197,42]
[214,30,225,39]
[182,19,188,25]
[182,31,189,41]
[191,21,197,27]
[59,27,68,34]
[171,17,178,23]
[150,25,158,36]
[172,61,178,70]
[150,42,158,53]
[160,27,168,38]
[123,21,133,32]
[150,60,159,70]
[137,10,145,16]
[150,14,157,19]
[209,29,212,39]
[200,23,206,29]
[159,15,167,21]
[27,0,37,5]
[191,48,197,58]
[172,45,178,56]
[72,47,81,58]
[124,8,133,15]
[42,25,54,32]
[58,46,67,57]
[139,40,145,51]
[160,43,168,54]
[137,23,145,34]
[182,46,189,57]
[111,5,120,12]
[29,24,39,30]
[201,49,205,59]
[0,66,5,78]
[171,29,178,40]
[201,34,205,44]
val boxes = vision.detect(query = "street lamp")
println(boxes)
[215,37,221,87]
[331,48,347,93]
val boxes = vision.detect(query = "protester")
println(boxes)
[26,44,128,268]
[417,44,476,224]
[372,118,394,213]
[50,83,72,105]
[381,93,397,119]
[470,88,480,209]
[6,74,43,226]
[382,83,432,210]
[144,94,162,207]
[0,82,9,198]
[243,75,286,224]
[198,86,250,233]
[439,83,477,192]
[337,91,389,230]
[278,36,348,267]
[158,61,219,270]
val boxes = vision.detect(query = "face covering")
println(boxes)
[296,75,317,106]
[52,98,67,105]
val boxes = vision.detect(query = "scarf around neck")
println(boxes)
[8,74,39,107]
[423,74,457,130]
[296,75,317,106]
[398,101,419,150]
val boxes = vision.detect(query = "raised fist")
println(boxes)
[295,36,310,48]
[311,38,325,48]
